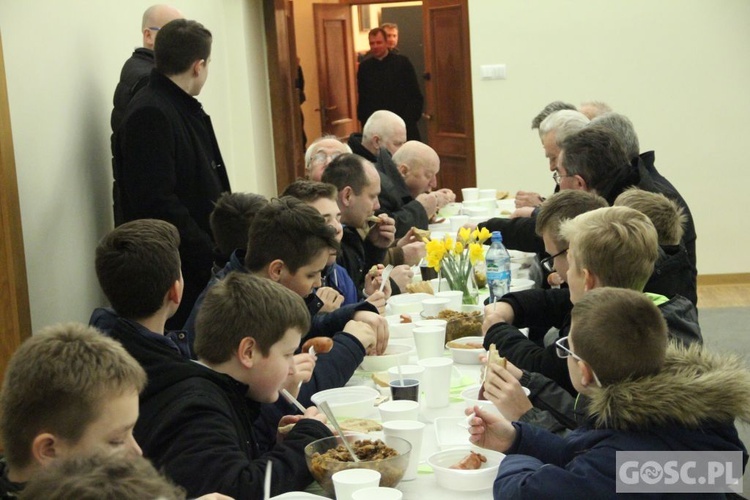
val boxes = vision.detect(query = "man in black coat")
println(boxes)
[357,28,423,141]
[110,4,183,226]
[114,19,231,330]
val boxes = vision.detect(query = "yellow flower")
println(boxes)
[476,226,491,243]
[458,226,472,244]
[444,236,454,252]
[453,241,464,256]
[469,242,484,265]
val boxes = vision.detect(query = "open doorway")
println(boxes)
[265,0,475,197]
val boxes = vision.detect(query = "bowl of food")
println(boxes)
[422,305,484,342]
[359,344,413,372]
[445,336,485,364]
[426,447,505,491]
[385,314,415,339]
[305,434,411,495]
[310,387,379,419]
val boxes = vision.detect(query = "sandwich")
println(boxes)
[478,344,506,400]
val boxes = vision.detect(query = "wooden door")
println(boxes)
[423,0,476,199]
[0,32,32,384]
[313,4,358,139]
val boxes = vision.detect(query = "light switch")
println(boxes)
[480,64,507,80]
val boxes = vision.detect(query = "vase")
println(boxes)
[440,267,478,305]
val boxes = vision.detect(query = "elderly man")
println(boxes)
[304,136,351,182]
[357,28,423,141]
[515,109,589,211]
[347,110,406,162]
[321,154,397,295]
[377,141,455,238]
[111,4,184,226]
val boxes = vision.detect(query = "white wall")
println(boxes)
[0,0,275,331]
[468,0,750,275]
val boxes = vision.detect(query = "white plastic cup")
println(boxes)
[387,364,425,384]
[352,487,403,500]
[332,469,381,500]
[461,187,479,201]
[479,188,497,199]
[378,399,420,422]
[412,326,446,359]
[449,214,469,231]
[429,277,449,293]
[414,318,448,330]
[382,420,425,481]
[418,357,454,408]
[421,297,450,317]
[435,290,463,311]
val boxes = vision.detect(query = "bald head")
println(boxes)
[305,136,351,181]
[362,110,407,156]
[392,141,440,198]
[142,5,184,50]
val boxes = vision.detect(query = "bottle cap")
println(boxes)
[491,231,503,242]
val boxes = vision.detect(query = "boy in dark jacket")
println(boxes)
[483,205,701,396]
[94,219,330,498]
[470,288,749,499]
[0,324,146,498]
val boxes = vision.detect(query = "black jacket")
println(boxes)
[347,133,377,163]
[114,69,231,327]
[107,318,331,498]
[372,148,429,238]
[647,244,697,306]
[484,289,702,395]
[338,226,388,297]
[111,47,154,134]
[0,459,22,499]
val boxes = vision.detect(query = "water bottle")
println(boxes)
[485,231,511,303]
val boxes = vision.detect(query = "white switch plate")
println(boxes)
[480,64,507,80]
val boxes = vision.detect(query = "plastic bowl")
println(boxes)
[385,315,415,339]
[445,336,485,365]
[426,447,505,491]
[310,387,379,419]
[387,293,432,315]
[510,278,535,292]
[359,344,413,372]
[460,384,500,416]
[305,434,411,495]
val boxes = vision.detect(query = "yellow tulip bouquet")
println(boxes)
[424,226,491,305]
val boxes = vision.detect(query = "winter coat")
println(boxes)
[495,344,750,499]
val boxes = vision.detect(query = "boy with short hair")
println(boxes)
[614,187,695,304]
[469,288,749,498]
[134,273,331,498]
[0,323,146,496]
[484,206,701,396]
[209,191,268,272]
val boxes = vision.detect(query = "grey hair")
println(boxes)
[531,101,576,129]
[590,112,640,160]
[539,110,590,144]
[304,135,351,167]
[362,110,406,143]
[579,100,613,119]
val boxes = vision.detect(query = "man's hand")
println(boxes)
[433,188,456,209]
[367,214,396,248]
[514,191,544,208]
[510,206,535,218]
[400,241,425,266]
[397,227,423,247]
[482,302,515,334]
[466,405,517,453]
[352,311,389,355]
[416,193,438,218]
[342,320,377,353]
[316,287,344,313]
[365,290,387,315]
[364,264,392,300]
[389,264,414,293]
[282,352,316,397]
[300,405,328,425]
[483,361,532,421]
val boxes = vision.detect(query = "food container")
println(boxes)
[310,387,379,419]
[433,417,471,450]
[387,293,432,315]
[359,344,413,372]
[385,315,415,339]
[445,336,485,365]
[421,305,484,342]
[426,447,505,491]
[305,434,411,495]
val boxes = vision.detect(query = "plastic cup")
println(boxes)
[382,420,425,481]
[461,187,479,201]
[378,399,420,422]
[332,469,381,500]
[389,378,419,402]
[418,357,454,408]
[435,290,463,311]
[412,326,446,359]
[352,487,403,500]
[387,364,425,384]
[449,215,469,231]
[421,297,450,317]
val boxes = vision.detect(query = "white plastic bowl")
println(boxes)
[510,278,536,292]
[433,417,471,450]
[445,336,485,365]
[385,315,415,339]
[460,384,501,416]
[508,250,536,266]
[310,386,379,419]
[359,344,413,372]
[388,293,432,315]
[426,447,505,491]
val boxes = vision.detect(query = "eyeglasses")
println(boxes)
[540,248,568,272]
[311,152,341,165]
[555,336,602,387]
[147,26,160,31]
[552,171,573,185]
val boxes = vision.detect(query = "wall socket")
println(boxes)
[480,64,507,80]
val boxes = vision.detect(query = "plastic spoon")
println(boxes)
[317,400,360,463]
